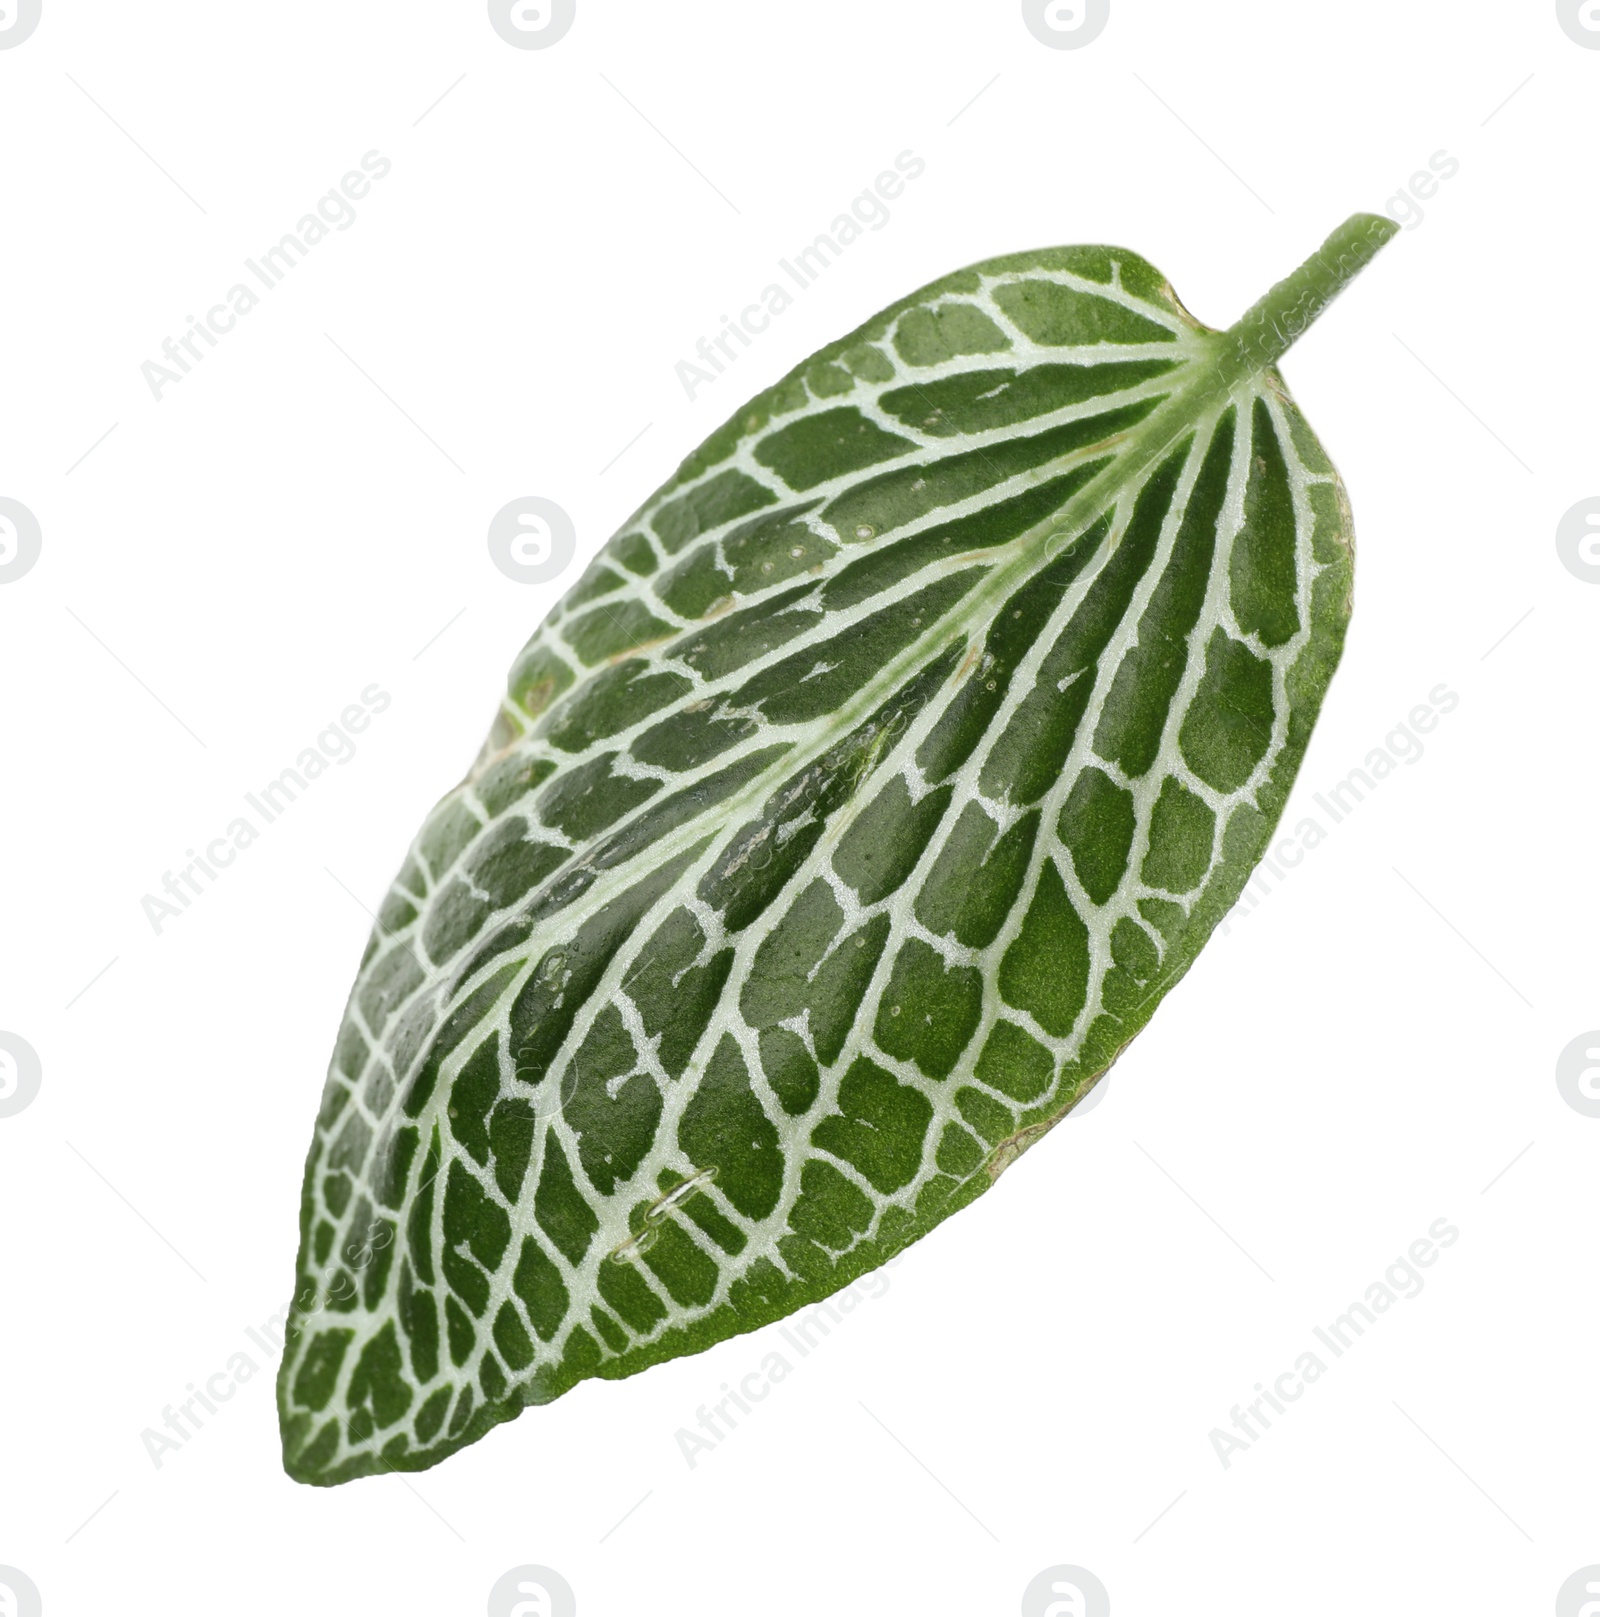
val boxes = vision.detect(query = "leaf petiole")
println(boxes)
[1220,211,1400,380]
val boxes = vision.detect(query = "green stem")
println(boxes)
[1219,211,1399,382]
[1034,212,1398,563]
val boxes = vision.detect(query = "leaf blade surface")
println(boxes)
[280,218,1394,1483]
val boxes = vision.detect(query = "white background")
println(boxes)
[2,2,1596,1613]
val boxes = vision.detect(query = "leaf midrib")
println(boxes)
[441,343,1267,1049]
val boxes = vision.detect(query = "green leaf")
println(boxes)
[279,214,1398,1483]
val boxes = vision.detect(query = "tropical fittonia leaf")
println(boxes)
[280,214,1397,1483]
